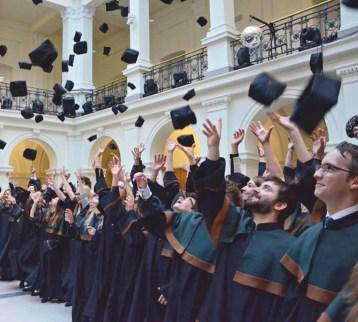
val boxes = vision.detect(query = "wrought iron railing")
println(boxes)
[85,78,127,110]
[0,81,58,115]
[143,47,208,94]
[231,0,340,68]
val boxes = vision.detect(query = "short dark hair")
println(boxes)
[80,176,92,188]
[336,141,358,175]
[262,176,298,224]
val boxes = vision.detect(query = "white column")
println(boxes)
[61,6,95,107]
[123,0,152,101]
[202,96,231,174]
[120,119,140,168]
[201,0,239,76]
[339,1,358,38]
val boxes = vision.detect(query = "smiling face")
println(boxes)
[241,179,262,202]
[173,195,196,213]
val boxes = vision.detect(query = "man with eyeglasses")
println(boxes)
[280,141,358,322]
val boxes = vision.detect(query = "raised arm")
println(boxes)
[249,121,284,180]
[150,153,167,183]
[283,139,296,183]
[311,128,327,161]
[60,167,75,200]
[47,176,66,201]
[230,129,245,174]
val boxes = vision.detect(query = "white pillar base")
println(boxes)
[338,2,358,38]
[123,64,152,101]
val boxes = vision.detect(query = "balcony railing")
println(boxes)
[143,48,208,95]
[85,78,127,111]
[0,81,58,115]
[231,0,340,68]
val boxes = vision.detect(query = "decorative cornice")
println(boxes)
[61,6,95,21]
[336,63,358,77]
[202,96,231,109]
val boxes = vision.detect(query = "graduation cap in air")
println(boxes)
[29,39,58,72]
[21,107,34,119]
[342,0,358,8]
[53,83,66,96]
[183,89,196,101]
[103,46,111,56]
[32,99,44,114]
[57,112,65,122]
[127,82,136,90]
[19,62,32,70]
[106,0,121,11]
[69,54,75,66]
[120,6,129,17]
[63,96,76,117]
[35,114,44,123]
[74,31,82,43]
[0,140,6,150]
[310,52,323,74]
[197,17,208,27]
[62,60,69,72]
[32,0,43,4]
[23,148,37,161]
[82,101,93,114]
[170,105,197,130]
[177,134,195,147]
[52,93,62,106]
[135,116,145,127]
[74,41,88,55]
[112,106,119,115]
[290,73,342,134]
[65,80,74,91]
[160,0,174,4]
[0,45,7,57]
[10,81,28,97]
[121,48,139,64]
[99,23,109,33]
[248,72,287,106]
[88,134,97,142]
[345,115,358,138]
[117,104,128,113]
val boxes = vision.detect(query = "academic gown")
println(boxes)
[280,211,358,322]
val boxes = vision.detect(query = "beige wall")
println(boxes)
[0,18,62,90]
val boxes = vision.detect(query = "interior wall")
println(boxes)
[0,18,62,90]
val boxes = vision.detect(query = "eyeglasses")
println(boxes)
[315,163,353,175]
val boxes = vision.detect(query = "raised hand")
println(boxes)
[134,172,148,189]
[31,165,36,176]
[177,144,195,164]
[46,176,54,187]
[64,208,74,224]
[152,154,167,172]
[109,155,122,177]
[167,140,177,153]
[267,112,296,132]
[311,128,327,159]
[131,144,145,162]
[138,143,145,154]
[232,129,245,146]
[96,145,104,158]
[249,121,274,144]
[124,195,135,212]
[203,118,222,148]
[256,144,265,158]
[87,226,97,236]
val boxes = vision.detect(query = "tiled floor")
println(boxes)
[0,281,71,322]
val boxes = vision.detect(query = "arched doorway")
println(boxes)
[9,139,51,188]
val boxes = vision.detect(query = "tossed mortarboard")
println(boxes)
[310,52,323,74]
[63,96,76,117]
[103,46,111,56]
[117,104,128,113]
[170,105,197,130]
[345,115,358,138]
[10,81,28,97]
[62,60,69,72]
[127,82,136,90]
[135,116,145,127]
[32,0,43,4]
[112,106,119,115]
[290,73,342,134]
[21,107,34,119]
[57,112,65,122]
[197,17,208,27]
[177,134,195,147]
[99,23,109,33]
[69,54,75,66]
[32,99,44,113]
[35,114,44,123]
[65,80,74,91]
[74,31,82,43]
[342,0,358,8]
[53,83,66,96]
[88,134,97,142]
[120,6,129,17]
[0,139,6,150]
[52,93,62,105]
[106,0,121,11]
[23,148,37,161]
[160,0,174,4]
[19,62,32,70]
[29,39,58,72]
[74,41,88,55]
[0,45,7,56]
[248,72,287,106]
[121,48,139,64]
[183,89,196,101]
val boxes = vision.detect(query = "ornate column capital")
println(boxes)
[61,6,95,21]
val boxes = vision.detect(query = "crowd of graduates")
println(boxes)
[0,112,357,322]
